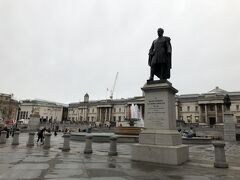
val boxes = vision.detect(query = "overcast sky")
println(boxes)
[0,0,240,103]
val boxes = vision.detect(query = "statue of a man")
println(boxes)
[223,94,231,111]
[148,28,172,81]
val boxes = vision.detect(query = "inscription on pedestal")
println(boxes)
[145,96,167,128]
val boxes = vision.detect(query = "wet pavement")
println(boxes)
[0,133,240,180]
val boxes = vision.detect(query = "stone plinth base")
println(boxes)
[132,143,189,165]
[139,130,182,146]
[224,112,236,142]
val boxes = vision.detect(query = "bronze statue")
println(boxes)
[223,94,231,111]
[148,28,172,81]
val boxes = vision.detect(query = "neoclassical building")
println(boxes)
[68,87,240,125]
[68,93,144,125]
[176,87,240,125]
[19,99,68,122]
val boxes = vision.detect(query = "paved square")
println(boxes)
[0,133,240,180]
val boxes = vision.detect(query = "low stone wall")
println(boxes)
[182,137,212,144]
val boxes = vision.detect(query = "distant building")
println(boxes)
[69,87,240,126]
[0,93,19,122]
[19,99,67,123]
[176,86,240,125]
[68,93,144,125]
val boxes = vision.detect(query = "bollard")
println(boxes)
[26,132,35,147]
[0,131,7,144]
[84,135,93,154]
[213,141,229,168]
[12,131,20,145]
[62,133,71,151]
[43,133,52,149]
[108,136,118,156]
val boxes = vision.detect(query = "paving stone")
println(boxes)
[0,169,42,179]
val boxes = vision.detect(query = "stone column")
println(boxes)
[105,108,108,122]
[198,105,202,123]
[43,133,52,149]
[205,104,208,123]
[99,108,102,122]
[222,104,224,123]
[0,131,7,144]
[84,135,93,154]
[26,132,35,147]
[109,108,112,122]
[62,133,71,151]
[12,131,20,145]
[108,136,118,156]
[215,104,218,123]
[213,141,228,168]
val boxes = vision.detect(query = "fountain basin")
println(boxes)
[114,127,143,135]
[70,132,139,143]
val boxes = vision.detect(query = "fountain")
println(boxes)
[114,104,144,135]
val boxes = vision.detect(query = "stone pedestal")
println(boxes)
[43,133,52,149]
[28,114,40,131]
[213,141,228,168]
[132,81,189,165]
[12,131,20,145]
[84,135,93,154]
[0,131,7,144]
[108,136,118,156]
[224,112,236,142]
[26,132,35,147]
[62,133,71,151]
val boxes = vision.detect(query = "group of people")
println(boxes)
[0,124,18,138]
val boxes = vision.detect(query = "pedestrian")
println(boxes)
[37,127,46,144]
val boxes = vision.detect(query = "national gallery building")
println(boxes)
[68,87,240,125]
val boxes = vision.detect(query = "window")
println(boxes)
[92,108,94,113]
[236,116,240,123]
[179,107,182,112]
[187,106,190,112]
[113,116,116,121]
[118,116,121,121]
[113,108,116,113]
[195,106,198,111]
[236,105,239,111]
[119,108,121,112]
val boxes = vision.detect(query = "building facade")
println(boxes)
[19,99,67,123]
[0,93,19,122]
[68,94,144,125]
[69,87,240,126]
[176,87,240,125]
